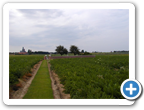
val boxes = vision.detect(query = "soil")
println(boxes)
[47,61,70,99]
[9,61,42,99]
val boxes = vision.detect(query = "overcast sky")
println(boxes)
[9,9,129,52]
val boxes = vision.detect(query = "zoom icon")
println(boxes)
[121,79,142,100]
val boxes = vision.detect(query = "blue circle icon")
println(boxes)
[121,79,142,100]
[123,81,139,97]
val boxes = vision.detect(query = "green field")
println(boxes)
[50,54,129,99]
[9,54,129,99]
[9,55,43,87]
[23,60,54,99]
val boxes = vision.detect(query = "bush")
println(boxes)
[83,52,92,55]
[79,52,92,55]
[9,73,18,86]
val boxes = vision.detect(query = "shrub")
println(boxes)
[9,73,18,86]
[83,52,92,55]
[79,52,92,55]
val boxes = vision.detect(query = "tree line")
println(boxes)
[26,45,91,55]
[55,45,91,56]
[28,50,50,55]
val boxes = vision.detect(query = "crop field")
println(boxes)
[50,54,129,99]
[9,55,43,87]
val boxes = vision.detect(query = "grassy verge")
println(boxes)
[23,60,54,99]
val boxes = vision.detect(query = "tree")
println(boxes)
[70,45,80,55]
[63,48,68,55]
[28,49,32,55]
[55,45,64,56]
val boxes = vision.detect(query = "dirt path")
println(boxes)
[47,61,70,99]
[9,61,42,99]
[10,60,70,99]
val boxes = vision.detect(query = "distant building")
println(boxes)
[20,47,26,52]
[19,47,28,55]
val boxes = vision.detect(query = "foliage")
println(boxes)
[84,52,92,55]
[33,51,50,54]
[70,45,80,55]
[50,54,129,99]
[28,49,32,55]
[63,48,68,55]
[55,45,68,56]
[9,55,43,86]
[55,45,64,56]
[79,52,92,55]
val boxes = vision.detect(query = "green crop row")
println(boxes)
[9,55,44,86]
[50,54,129,99]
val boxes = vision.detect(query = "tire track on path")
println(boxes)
[47,60,70,99]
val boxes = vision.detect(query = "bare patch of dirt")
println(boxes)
[9,61,42,99]
[47,61,70,99]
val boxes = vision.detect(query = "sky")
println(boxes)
[9,9,129,52]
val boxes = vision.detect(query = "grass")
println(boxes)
[23,60,54,99]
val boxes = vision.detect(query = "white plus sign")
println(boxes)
[126,83,137,95]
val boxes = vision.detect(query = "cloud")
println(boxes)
[9,9,129,52]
